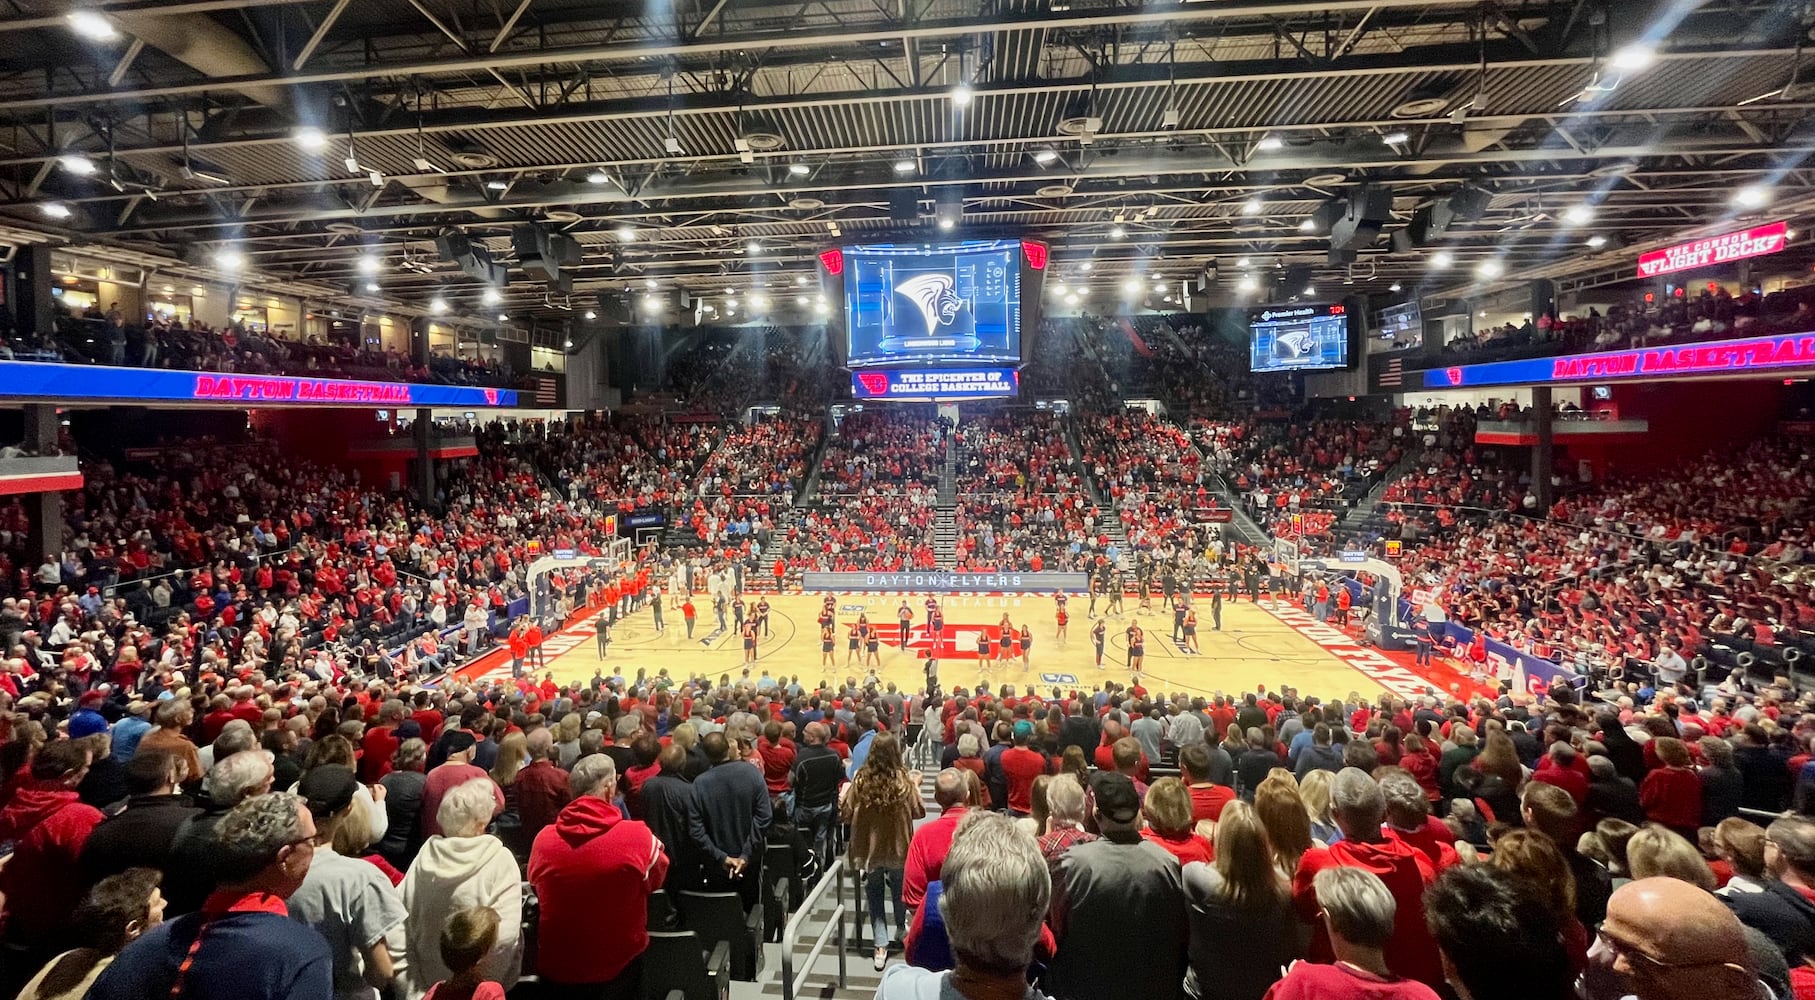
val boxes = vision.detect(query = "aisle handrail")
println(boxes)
[780,859,848,1000]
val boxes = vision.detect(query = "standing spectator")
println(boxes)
[1044,772,1189,1000]
[288,765,405,1000]
[138,699,203,786]
[421,907,507,1000]
[789,722,845,862]
[842,732,924,969]
[903,769,972,912]
[527,754,668,999]
[400,779,523,999]
[1142,778,1215,866]
[1698,737,1744,827]
[0,740,103,990]
[1267,867,1440,1000]
[360,702,404,784]
[1236,728,1281,800]
[1000,725,1049,818]
[1639,738,1703,841]
[1293,724,1343,781]
[1424,865,1573,1000]
[162,750,277,915]
[88,793,335,1000]
[80,747,199,880]
[15,868,165,1000]
[420,731,502,840]
[877,812,1052,1000]
[687,731,772,911]
[513,729,570,849]
[463,602,488,656]
[1182,801,1301,1000]
[1724,814,1815,969]
[378,739,430,872]
[638,744,693,886]
[1293,768,1442,989]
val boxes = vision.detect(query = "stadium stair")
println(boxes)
[934,430,958,568]
[1152,405,1269,549]
[1333,451,1420,542]
[795,411,835,505]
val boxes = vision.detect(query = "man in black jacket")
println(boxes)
[1057,701,1098,758]
[1727,815,1815,968]
[640,744,693,888]
[790,723,844,862]
[688,732,772,909]
[81,747,199,881]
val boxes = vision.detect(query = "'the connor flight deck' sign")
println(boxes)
[1634,221,1788,278]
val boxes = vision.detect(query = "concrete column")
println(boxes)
[413,407,437,506]
[1531,385,1554,510]
[21,404,64,567]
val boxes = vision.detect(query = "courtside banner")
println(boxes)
[0,360,518,408]
[1635,220,1787,278]
[800,571,1089,593]
[1422,331,1815,389]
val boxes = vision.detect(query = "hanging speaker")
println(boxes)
[435,232,472,261]
[889,189,920,222]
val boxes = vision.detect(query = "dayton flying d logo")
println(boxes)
[895,273,964,337]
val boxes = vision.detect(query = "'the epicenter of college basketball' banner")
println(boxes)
[800,571,1089,593]
[849,367,1019,400]
[1423,331,1815,389]
[0,360,519,408]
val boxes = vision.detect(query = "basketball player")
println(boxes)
[897,601,913,645]
[755,595,772,637]
[924,594,939,627]
[1126,620,1145,675]
[1107,571,1125,615]
[1087,573,1101,618]
[1171,594,1189,643]
[1091,618,1107,667]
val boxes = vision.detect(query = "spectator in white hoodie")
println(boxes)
[398,778,522,999]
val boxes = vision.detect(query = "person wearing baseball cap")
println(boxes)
[1042,771,1189,1000]
[288,764,407,1000]
[419,730,502,840]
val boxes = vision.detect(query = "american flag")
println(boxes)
[533,376,559,406]
[1377,356,1403,388]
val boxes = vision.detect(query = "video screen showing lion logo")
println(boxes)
[894,273,966,338]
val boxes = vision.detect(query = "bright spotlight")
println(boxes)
[1476,260,1503,278]
[586,170,611,185]
[213,248,244,270]
[363,281,381,293]
[1734,185,1771,208]
[583,310,597,320]
[1610,44,1656,73]
[293,127,329,152]
[892,159,916,173]
[1564,204,1595,226]
[1298,218,1317,232]
[39,202,72,220]
[1109,226,1126,239]
[1586,235,1608,249]
[951,83,973,107]
[615,226,636,242]
[1241,199,1263,215]
[1389,282,1403,293]
[746,241,762,255]
[58,154,98,176]
[66,11,117,40]
[1430,250,1453,269]
[1033,149,1058,164]
[788,163,810,176]
[429,297,448,314]
[356,255,382,274]
[938,218,955,231]
[1381,131,1410,145]
[482,288,502,306]
[1255,136,1284,152]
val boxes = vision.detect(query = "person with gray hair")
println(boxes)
[399,778,523,998]
[1266,867,1439,999]
[1291,768,1443,990]
[88,792,335,1000]
[527,744,668,997]
[161,748,278,915]
[881,812,1054,999]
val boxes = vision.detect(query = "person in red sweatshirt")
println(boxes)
[1640,737,1704,840]
[1292,768,1444,991]
[902,770,971,911]
[1531,741,1591,806]
[527,753,668,997]
[0,740,105,976]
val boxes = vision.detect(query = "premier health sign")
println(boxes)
[850,367,1019,400]
[0,360,519,408]
[1635,220,1788,278]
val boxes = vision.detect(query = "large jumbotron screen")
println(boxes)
[839,240,1024,368]
[1248,302,1353,373]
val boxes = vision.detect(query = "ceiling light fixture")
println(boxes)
[364,281,381,293]
[746,241,762,255]
[615,226,637,242]
[1241,198,1263,215]
[938,218,955,231]
[1609,44,1657,73]
[1430,250,1454,269]
[356,255,382,274]
[1303,286,1316,296]
[1298,218,1318,232]
[1564,204,1595,226]
[893,158,916,173]
[213,247,244,270]
[1476,259,1504,278]
[1255,136,1284,152]
[485,179,508,191]
[498,312,510,321]
[1389,282,1403,292]
[952,82,974,107]
[584,310,597,320]
[1033,149,1059,164]
[788,163,810,176]
[1110,225,1126,238]
[66,10,117,40]
[58,154,98,176]
[1734,184,1771,208]
[1587,235,1608,248]
[482,288,502,305]
[1381,131,1410,145]
[293,127,329,152]
[429,297,448,314]
[40,202,72,219]
[586,170,610,185]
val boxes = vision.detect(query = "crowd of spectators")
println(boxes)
[817,409,947,497]
[1441,283,1815,362]
[1,304,513,387]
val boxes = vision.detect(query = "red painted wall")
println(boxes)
[1563,377,1784,474]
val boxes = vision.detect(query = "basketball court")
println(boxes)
[462,593,1493,702]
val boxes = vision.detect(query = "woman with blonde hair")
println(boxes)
[1297,768,1340,845]
[554,713,583,769]
[1472,722,1524,789]
[1253,772,1314,877]
[840,732,924,970]
[1181,802,1303,1000]
[1626,823,1717,890]
[1142,778,1215,865]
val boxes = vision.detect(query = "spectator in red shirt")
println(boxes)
[0,741,105,970]
[758,721,797,798]
[361,701,404,784]
[1180,744,1234,826]
[1269,866,1440,1000]
[1293,768,1443,990]
[1533,741,1591,806]
[513,730,570,847]
[1141,778,1215,866]
[1378,770,1459,872]
[902,769,970,910]
[1640,737,1704,840]
[999,727,1049,817]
